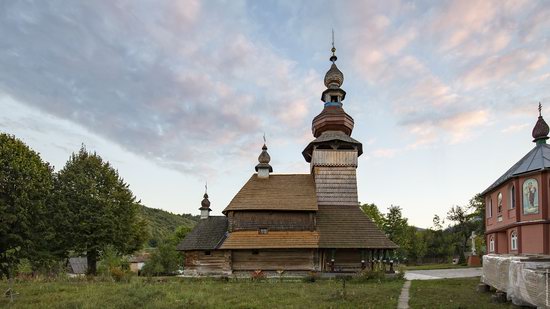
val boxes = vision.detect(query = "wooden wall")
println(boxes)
[184,250,231,275]
[232,249,315,271]
[228,211,315,232]
[313,167,358,206]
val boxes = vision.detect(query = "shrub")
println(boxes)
[396,265,406,280]
[110,267,125,282]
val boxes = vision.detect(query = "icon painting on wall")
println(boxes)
[522,178,539,214]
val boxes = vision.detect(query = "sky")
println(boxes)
[0,0,549,228]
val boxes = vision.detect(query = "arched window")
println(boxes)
[489,236,495,253]
[522,178,539,215]
[510,232,518,251]
[510,185,515,209]
[497,192,503,213]
[487,198,492,218]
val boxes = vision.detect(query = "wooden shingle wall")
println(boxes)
[311,149,358,168]
[229,211,315,232]
[313,166,358,206]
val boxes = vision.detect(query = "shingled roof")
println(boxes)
[223,174,318,213]
[220,231,319,249]
[316,205,398,249]
[482,144,550,195]
[176,216,227,251]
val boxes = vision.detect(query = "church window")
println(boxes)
[487,198,492,218]
[489,237,495,253]
[511,232,518,251]
[204,251,211,256]
[510,185,515,209]
[497,192,503,213]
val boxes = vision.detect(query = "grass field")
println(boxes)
[1,277,404,308]
[409,277,517,309]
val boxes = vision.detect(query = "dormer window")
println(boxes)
[259,228,268,235]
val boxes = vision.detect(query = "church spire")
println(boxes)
[532,102,549,145]
[310,32,354,138]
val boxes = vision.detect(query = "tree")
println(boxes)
[360,203,385,229]
[142,226,187,276]
[55,145,147,275]
[382,205,411,258]
[0,133,56,278]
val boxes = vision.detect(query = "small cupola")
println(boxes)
[255,143,273,178]
[532,103,549,145]
[199,191,211,220]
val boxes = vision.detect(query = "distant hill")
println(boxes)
[139,205,198,247]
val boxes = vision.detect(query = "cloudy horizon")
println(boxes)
[1,0,549,228]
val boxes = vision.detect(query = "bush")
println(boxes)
[396,265,406,280]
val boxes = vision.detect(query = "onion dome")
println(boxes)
[324,63,344,89]
[255,143,273,173]
[199,193,211,210]
[533,103,549,144]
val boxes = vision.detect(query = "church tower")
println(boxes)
[302,41,363,207]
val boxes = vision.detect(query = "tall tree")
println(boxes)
[360,203,385,229]
[0,133,55,278]
[382,205,411,258]
[55,146,147,275]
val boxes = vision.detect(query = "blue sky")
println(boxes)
[0,0,549,228]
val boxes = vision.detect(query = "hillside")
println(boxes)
[139,205,198,247]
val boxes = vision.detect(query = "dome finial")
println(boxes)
[330,28,337,63]
[532,102,549,144]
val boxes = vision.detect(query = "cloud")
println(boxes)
[0,1,318,175]
[371,148,399,158]
[501,123,529,133]
[460,49,548,90]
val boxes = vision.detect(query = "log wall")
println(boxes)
[184,250,231,275]
[228,211,315,232]
[232,249,315,271]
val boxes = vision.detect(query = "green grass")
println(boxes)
[409,277,517,309]
[0,277,404,308]
[405,263,476,271]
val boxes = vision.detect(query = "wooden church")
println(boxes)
[177,45,397,276]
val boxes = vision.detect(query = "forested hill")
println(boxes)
[139,205,198,247]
